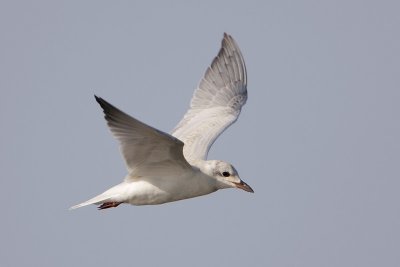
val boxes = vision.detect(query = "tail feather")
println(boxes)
[70,182,127,210]
[69,194,114,210]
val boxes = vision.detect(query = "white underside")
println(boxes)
[70,168,218,209]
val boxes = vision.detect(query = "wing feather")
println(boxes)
[95,96,191,176]
[172,33,247,162]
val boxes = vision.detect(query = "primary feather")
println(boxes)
[172,33,247,163]
[95,96,191,176]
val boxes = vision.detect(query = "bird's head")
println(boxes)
[203,160,254,193]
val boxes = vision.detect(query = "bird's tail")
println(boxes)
[70,182,128,210]
[69,194,114,210]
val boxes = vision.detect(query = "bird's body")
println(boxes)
[70,33,253,210]
[74,163,217,208]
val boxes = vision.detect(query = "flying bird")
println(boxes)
[70,33,253,210]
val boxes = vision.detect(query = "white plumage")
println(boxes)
[172,33,247,162]
[70,33,253,210]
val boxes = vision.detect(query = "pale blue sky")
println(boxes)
[1,1,399,266]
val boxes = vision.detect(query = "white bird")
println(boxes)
[70,33,253,210]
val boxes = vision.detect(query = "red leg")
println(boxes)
[98,202,122,210]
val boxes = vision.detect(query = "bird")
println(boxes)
[70,33,253,210]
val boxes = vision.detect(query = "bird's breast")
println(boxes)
[125,173,217,205]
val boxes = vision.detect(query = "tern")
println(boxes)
[70,33,253,210]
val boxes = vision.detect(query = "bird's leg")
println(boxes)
[97,202,122,210]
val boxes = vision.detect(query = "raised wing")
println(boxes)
[172,33,247,162]
[95,96,191,176]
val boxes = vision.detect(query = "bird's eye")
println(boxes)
[222,171,230,177]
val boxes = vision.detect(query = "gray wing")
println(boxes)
[172,33,247,163]
[95,96,191,176]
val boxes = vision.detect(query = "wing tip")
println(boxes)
[94,95,114,115]
[221,33,247,86]
[222,32,235,45]
[94,94,104,107]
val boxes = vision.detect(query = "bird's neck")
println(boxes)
[191,159,212,175]
[192,160,228,190]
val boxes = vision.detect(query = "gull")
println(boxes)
[70,33,253,210]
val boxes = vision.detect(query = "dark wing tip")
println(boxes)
[94,95,115,114]
[94,95,107,110]
[93,95,125,124]
[94,95,106,108]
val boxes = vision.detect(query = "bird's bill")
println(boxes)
[233,180,254,193]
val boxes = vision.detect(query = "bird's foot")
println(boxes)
[98,202,122,210]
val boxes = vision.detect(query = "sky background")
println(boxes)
[1,1,399,266]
